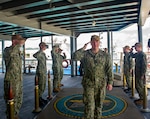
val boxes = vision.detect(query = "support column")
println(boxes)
[23,44,26,73]
[51,35,54,48]
[70,32,77,77]
[137,23,143,45]
[2,40,4,73]
[110,31,113,63]
[107,31,111,54]
[75,37,77,76]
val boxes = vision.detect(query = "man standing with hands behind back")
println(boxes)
[72,35,113,119]
[3,34,26,119]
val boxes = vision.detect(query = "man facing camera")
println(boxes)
[72,35,113,119]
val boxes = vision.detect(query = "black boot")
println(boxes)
[39,97,47,106]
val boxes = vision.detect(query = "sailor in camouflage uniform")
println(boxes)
[3,34,26,119]
[33,42,48,105]
[58,48,66,87]
[51,45,66,92]
[123,45,133,92]
[73,35,113,119]
[130,43,147,105]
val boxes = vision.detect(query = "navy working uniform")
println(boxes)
[130,43,147,104]
[123,46,133,91]
[73,35,113,119]
[33,42,48,104]
[51,45,66,92]
[3,34,26,119]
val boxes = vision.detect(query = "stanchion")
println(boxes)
[123,74,127,89]
[32,76,41,113]
[131,70,135,98]
[47,70,53,100]
[7,82,15,119]
[141,75,150,112]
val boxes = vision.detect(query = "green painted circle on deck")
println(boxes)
[54,94,127,118]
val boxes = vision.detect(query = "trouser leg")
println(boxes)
[83,87,95,119]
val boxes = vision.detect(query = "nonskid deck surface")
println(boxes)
[0,74,149,119]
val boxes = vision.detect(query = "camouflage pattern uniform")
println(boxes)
[51,48,61,89]
[51,48,66,89]
[59,53,66,84]
[123,52,133,89]
[3,45,23,116]
[73,48,113,119]
[130,51,147,99]
[33,50,47,98]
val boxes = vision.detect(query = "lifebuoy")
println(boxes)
[62,60,69,68]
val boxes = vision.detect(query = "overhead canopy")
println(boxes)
[0,0,149,39]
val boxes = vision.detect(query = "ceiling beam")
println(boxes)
[0,0,142,36]
[14,0,66,15]
[0,11,71,36]
[0,0,47,11]
[14,0,115,16]
[28,1,138,19]
[54,16,137,27]
[47,13,137,26]
[68,25,122,31]
[45,6,138,23]
[63,21,132,29]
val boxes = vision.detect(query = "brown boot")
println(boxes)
[53,88,60,93]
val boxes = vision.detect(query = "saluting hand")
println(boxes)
[130,46,134,52]
[63,52,66,56]
[83,42,90,50]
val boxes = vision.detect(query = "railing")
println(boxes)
[0,58,120,74]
